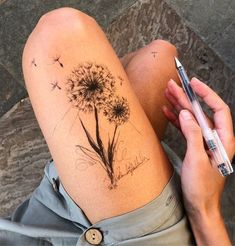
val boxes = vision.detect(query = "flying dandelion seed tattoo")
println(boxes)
[65,62,148,188]
[51,81,62,91]
[53,55,64,67]
[31,58,37,67]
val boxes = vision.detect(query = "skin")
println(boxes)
[120,41,180,140]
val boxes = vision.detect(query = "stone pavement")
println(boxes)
[165,0,235,72]
[0,0,235,243]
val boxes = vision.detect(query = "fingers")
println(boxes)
[164,76,235,161]
[164,87,183,111]
[190,78,228,113]
[165,78,214,129]
[190,78,234,148]
[167,79,193,112]
[162,105,181,129]
[179,110,207,157]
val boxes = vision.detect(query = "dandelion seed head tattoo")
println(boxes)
[64,62,149,189]
[66,63,116,112]
[103,96,130,125]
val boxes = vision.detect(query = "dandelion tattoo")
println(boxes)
[65,62,148,188]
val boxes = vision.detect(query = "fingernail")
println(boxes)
[168,79,175,86]
[162,105,167,112]
[180,110,192,120]
[191,77,200,84]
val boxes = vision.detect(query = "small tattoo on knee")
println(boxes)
[50,81,62,91]
[151,51,158,58]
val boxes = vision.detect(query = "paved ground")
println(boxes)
[0,0,235,242]
[166,0,235,72]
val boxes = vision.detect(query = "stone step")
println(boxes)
[165,0,235,72]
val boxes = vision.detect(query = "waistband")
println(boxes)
[44,161,184,245]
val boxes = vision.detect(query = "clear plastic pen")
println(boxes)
[174,57,233,176]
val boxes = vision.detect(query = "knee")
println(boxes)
[23,7,96,58]
[149,39,178,55]
[38,7,94,29]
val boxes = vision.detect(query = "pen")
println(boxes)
[174,57,233,176]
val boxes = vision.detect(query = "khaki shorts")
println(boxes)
[0,143,195,245]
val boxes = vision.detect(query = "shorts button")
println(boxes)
[85,228,103,245]
[52,178,59,192]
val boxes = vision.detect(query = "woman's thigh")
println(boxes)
[22,7,172,224]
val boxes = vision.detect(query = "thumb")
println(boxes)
[179,110,205,153]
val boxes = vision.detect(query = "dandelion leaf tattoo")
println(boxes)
[66,62,148,189]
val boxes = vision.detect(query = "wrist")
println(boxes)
[187,206,223,228]
[185,200,221,221]
[187,207,231,246]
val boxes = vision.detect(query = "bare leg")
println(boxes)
[120,40,180,140]
[22,7,172,224]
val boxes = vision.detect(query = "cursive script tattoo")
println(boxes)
[116,152,149,181]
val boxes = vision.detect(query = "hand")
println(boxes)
[163,77,235,245]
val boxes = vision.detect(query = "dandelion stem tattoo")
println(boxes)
[66,62,147,188]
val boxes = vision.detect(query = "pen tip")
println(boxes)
[174,57,182,68]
